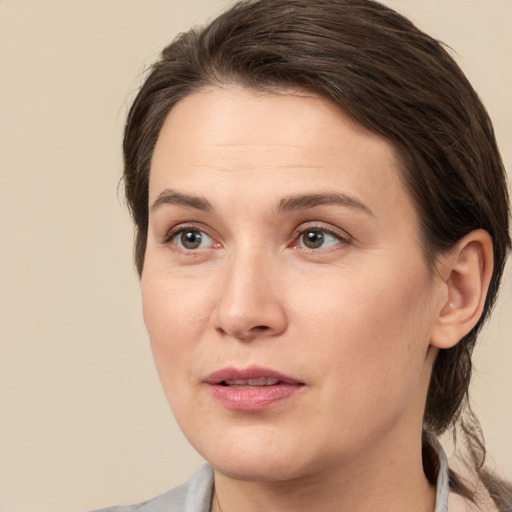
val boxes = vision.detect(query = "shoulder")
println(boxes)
[425,434,499,512]
[86,464,214,512]
[448,491,499,512]
[448,492,477,512]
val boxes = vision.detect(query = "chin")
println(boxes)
[189,425,326,483]
[211,454,310,483]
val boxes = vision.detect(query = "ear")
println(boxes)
[430,229,494,349]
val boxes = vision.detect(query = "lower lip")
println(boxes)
[207,383,303,411]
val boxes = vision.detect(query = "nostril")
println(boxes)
[216,324,271,341]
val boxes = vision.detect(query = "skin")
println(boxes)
[142,86,492,512]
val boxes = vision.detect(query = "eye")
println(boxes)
[295,228,347,250]
[172,228,214,250]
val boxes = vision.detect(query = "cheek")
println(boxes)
[294,260,434,399]
[142,263,213,333]
[141,271,213,386]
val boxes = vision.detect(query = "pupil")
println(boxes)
[181,230,202,249]
[304,230,324,249]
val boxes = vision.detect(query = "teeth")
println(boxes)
[248,378,279,386]
[223,378,280,387]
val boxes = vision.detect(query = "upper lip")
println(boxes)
[204,365,304,385]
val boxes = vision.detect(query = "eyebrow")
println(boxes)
[278,192,374,216]
[150,188,374,217]
[150,189,213,212]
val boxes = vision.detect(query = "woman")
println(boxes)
[100,0,511,510]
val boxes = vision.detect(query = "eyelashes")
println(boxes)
[293,226,350,251]
[162,222,352,255]
[163,223,219,252]
[172,228,215,250]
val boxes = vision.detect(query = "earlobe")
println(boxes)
[431,230,493,350]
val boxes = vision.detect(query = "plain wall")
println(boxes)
[0,1,510,511]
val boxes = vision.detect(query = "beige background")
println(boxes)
[0,1,510,511]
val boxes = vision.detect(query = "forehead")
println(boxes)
[153,86,392,164]
[149,86,416,228]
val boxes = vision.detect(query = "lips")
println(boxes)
[204,366,304,411]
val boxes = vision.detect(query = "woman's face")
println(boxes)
[142,86,442,481]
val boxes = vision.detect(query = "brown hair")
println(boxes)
[123,0,511,506]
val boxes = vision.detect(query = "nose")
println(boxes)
[214,250,287,342]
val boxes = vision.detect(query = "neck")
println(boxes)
[211,428,436,512]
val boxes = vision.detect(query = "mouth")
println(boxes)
[204,366,305,411]
[219,377,283,388]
